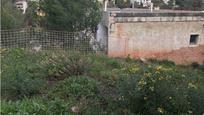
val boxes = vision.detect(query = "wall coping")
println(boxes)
[113,16,204,22]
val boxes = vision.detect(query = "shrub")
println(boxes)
[115,0,131,8]
[1,98,46,115]
[86,55,121,83]
[116,65,204,115]
[42,52,91,79]
[148,59,175,67]
[106,59,121,68]
[1,98,73,115]
[46,76,102,114]
[1,49,46,100]
[85,56,108,78]
[49,76,99,99]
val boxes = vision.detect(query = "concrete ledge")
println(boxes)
[114,12,204,17]
[114,16,204,23]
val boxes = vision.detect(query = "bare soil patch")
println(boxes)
[158,45,204,65]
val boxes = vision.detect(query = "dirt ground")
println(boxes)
[157,45,204,65]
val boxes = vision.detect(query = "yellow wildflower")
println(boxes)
[144,72,151,77]
[131,67,139,73]
[128,65,140,73]
[156,66,162,71]
[158,76,165,81]
[138,79,147,86]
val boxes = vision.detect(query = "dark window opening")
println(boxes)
[190,34,199,45]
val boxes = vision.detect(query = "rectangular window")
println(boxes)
[190,34,199,45]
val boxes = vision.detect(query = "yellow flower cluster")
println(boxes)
[144,72,151,77]
[128,65,140,73]
[156,66,162,72]
[138,79,147,86]
[155,65,173,73]
[158,76,167,81]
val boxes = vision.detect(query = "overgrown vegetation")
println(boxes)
[1,49,46,100]
[42,0,101,32]
[1,0,25,29]
[115,0,131,8]
[114,0,204,10]
[175,0,204,10]
[1,0,101,32]
[1,49,204,114]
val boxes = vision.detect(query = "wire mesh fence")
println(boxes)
[1,28,105,53]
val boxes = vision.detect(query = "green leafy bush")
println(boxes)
[1,49,46,100]
[106,59,121,68]
[1,0,25,29]
[117,65,204,115]
[1,98,74,115]
[49,76,99,99]
[115,0,131,8]
[148,59,176,67]
[1,98,46,115]
[86,55,122,86]
[47,76,102,114]
[87,55,109,76]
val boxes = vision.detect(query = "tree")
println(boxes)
[152,0,165,7]
[152,0,203,10]
[41,0,101,32]
[175,0,203,10]
[160,0,176,9]
[24,1,40,27]
[1,0,25,29]
[115,0,131,8]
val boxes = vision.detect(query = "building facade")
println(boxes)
[100,9,204,64]
[15,0,28,14]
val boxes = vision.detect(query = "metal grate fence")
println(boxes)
[1,28,103,53]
